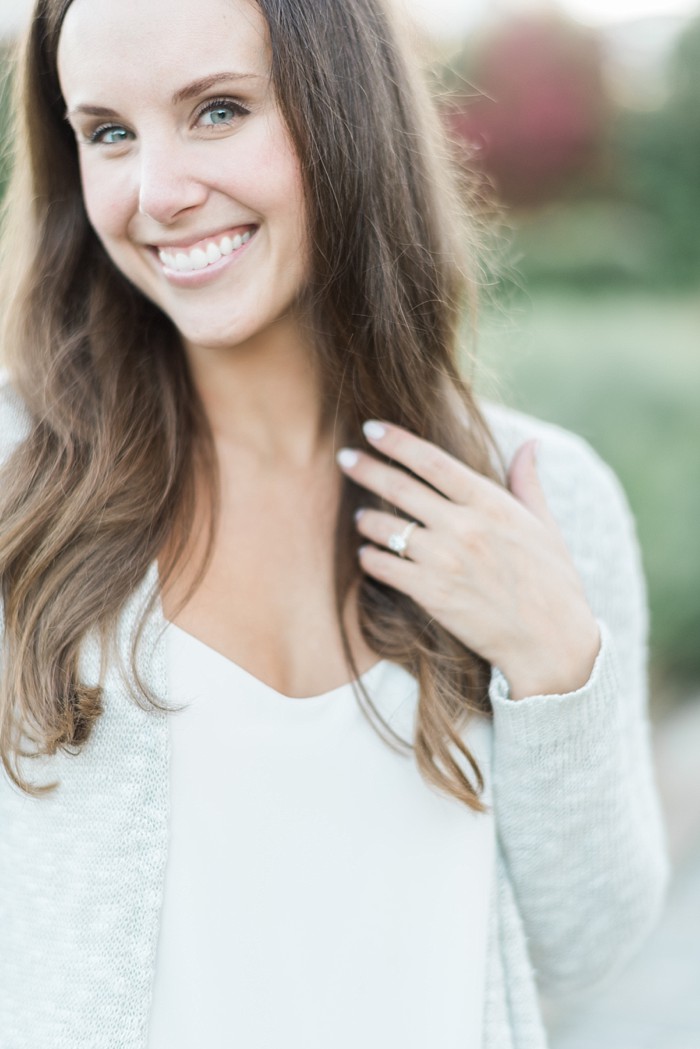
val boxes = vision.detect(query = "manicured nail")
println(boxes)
[354,508,366,522]
[363,420,386,441]
[337,448,359,469]
[358,543,370,557]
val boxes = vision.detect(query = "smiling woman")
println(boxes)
[0,0,669,1047]
[57,0,309,348]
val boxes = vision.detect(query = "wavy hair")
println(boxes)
[0,0,507,804]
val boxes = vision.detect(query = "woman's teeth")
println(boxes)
[158,229,252,272]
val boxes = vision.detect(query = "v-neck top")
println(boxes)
[146,621,496,1049]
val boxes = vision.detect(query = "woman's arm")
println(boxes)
[490,429,671,998]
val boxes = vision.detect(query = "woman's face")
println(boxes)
[57,0,309,352]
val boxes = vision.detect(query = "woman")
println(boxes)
[0,0,669,1046]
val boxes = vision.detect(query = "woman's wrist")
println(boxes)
[500,617,602,702]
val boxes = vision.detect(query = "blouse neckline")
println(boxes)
[164,620,389,704]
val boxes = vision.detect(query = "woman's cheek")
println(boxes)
[79,161,134,242]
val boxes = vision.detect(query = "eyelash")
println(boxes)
[86,96,250,145]
[87,123,131,145]
[195,96,250,125]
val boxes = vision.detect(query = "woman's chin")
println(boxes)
[174,317,261,355]
[175,303,308,358]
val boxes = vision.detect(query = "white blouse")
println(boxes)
[147,621,495,1049]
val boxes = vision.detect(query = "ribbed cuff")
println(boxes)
[489,619,622,750]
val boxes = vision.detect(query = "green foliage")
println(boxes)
[503,199,665,290]
[446,13,700,292]
[613,16,700,287]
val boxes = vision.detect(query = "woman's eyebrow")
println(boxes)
[171,71,262,105]
[66,71,262,120]
[65,103,118,120]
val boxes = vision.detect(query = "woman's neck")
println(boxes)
[182,313,333,472]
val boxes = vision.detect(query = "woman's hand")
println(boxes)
[336,420,601,701]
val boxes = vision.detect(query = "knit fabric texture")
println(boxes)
[0,376,670,1048]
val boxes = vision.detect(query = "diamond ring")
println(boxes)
[387,520,418,558]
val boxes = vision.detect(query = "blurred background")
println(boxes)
[1,0,698,1044]
[416,2,700,1046]
[414,3,700,1046]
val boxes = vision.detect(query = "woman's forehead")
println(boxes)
[57,0,269,104]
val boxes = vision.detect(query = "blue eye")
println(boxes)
[203,105,235,125]
[197,98,248,128]
[90,125,133,145]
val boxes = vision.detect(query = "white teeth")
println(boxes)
[190,248,208,270]
[158,229,254,272]
[175,252,194,272]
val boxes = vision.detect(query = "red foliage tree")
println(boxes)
[446,14,608,206]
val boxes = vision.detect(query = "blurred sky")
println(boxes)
[0,0,699,36]
[401,0,699,39]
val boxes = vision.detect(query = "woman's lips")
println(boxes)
[156,225,257,270]
[150,225,258,286]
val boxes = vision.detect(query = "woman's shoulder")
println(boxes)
[479,396,597,465]
[477,396,638,546]
[479,397,622,493]
[0,368,31,458]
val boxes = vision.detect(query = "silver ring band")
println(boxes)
[387,520,418,558]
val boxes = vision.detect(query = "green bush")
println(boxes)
[613,16,700,287]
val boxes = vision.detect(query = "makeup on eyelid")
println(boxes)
[82,97,251,145]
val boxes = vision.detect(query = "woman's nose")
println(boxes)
[137,140,208,225]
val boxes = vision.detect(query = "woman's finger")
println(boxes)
[356,541,424,600]
[361,419,500,506]
[336,448,448,528]
[354,508,429,562]
[507,439,573,553]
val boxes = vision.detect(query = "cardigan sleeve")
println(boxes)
[488,426,671,999]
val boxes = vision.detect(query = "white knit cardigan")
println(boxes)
[0,376,670,1049]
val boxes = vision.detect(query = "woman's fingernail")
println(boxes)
[337,448,359,469]
[363,420,386,441]
[354,508,366,523]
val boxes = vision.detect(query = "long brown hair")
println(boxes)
[0,0,507,805]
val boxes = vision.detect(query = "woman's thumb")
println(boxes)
[507,439,551,522]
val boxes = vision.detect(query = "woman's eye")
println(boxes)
[197,99,248,128]
[89,125,133,145]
